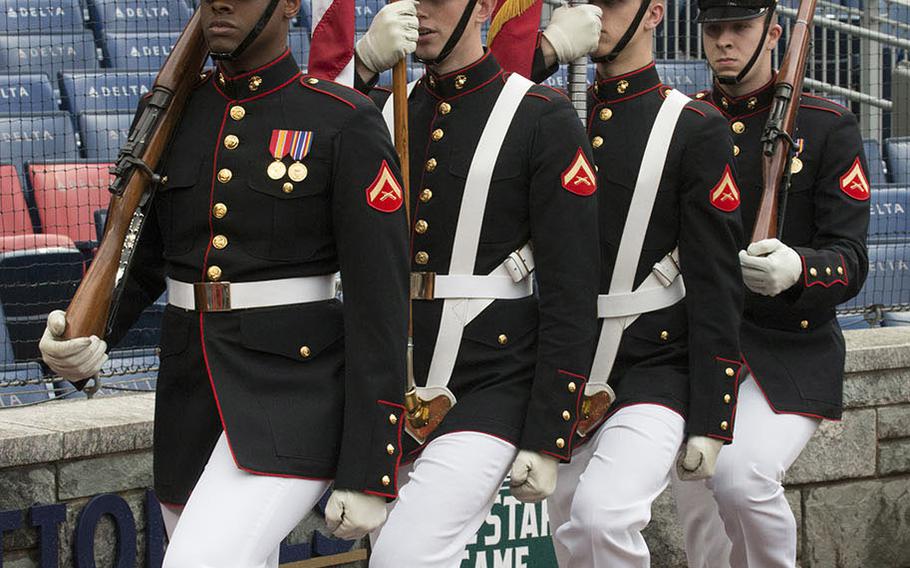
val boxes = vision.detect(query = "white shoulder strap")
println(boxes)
[382,80,418,136]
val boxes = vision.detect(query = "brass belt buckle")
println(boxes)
[410,272,437,300]
[194,282,231,312]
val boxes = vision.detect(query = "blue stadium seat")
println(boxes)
[0,0,85,34]
[883,136,910,185]
[0,113,80,166]
[288,30,311,66]
[868,186,910,244]
[837,313,880,330]
[0,362,53,407]
[59,71,155,115]
[0,299,14,365]
[840,243,910,312]
[883,311,910,326]
[0,33,100,76]
[863,138,887,186]
[113,294,165,351]
[294,0,311,30]
[103,31,180,70]
[78,111,132,160]
[656,59,712,94]
[355,1,379,32]
[0,74,57,114]
[86,0,192,34]
[540,64,596,93]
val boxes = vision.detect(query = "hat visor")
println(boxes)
[697,6,768,22]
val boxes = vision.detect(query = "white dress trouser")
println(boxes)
[671,375,820,568]
[369,431,518,568]
[548,404,686,568]
[159,432,331,568]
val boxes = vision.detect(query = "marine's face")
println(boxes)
[702,17,768,79]
[414,0,478,61]
[201,0,287,55]
[588,0,647,58]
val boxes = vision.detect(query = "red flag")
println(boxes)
[307,0,355,85]
[487,0,543,78]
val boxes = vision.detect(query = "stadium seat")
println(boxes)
[355,1,379,32]
[112,295,165,351]
[883,311,910,326]
[0,33,101,76]
[0,299,14,364]
[0,74,58,115]
[868,186,910,244]
[656,59,712,94]
[294,0,311,30]
[77,111,132,161]
[0,113,80,167]
[103,31,180,70]
[27,162,113,246]
[59,71,155,115]
[863,138,888,186]
[0,165,37,236]
[840,243,910,312]
[0,0,85,34]
[0,362,53,407]
[884,136,910,185]
[0,235,83,362]
[837,313,881,329]
[86,0,192,34]
[540,64,597,93]
[288,30,311,66]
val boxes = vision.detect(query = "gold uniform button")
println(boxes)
[229,105,245,120]
[837,266,844,275]
[299,345,312,358]
[381,475,391,486]
[660,330,669,341]
[809,267,818,277]
[386,444,395,455]
[207,265,222,281]
[725,367,735,377]
[732,121,746,134]
[497,334,508,345]
[599,108,613,121]
[720,421,729,431]
[567,382,577,393]
[415,251,429,265]
[419,189,433,203]
[592,136,604,149]
[562,410,571,421]
[212,234,228,249]
[306,77,319,85]
[213,203,227,219]
[800,320,809,329]
[695,92,705,99]
[438,101,451,115]
[415,219,428,234]
[556,438,566,449]
[389,414,398,425]
[733,145,740,157]
[432,128,444,142]
[826,266,832,276]
[426,158,437,172]
[224,135,239,150]
[248,75,262,91]
[282,182,294,194]
[723,394,732,404]
[217,168,233,183]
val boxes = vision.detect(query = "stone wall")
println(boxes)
[1,327,909,567]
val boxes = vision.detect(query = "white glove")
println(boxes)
[355,0,419,74]
[509,450,559,503]
[324,489,387,540]
[738,238,803,297]
[39,310,108,381]
[676,436,724,481]
[542,4,603,64]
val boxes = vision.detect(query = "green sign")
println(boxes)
[462,481,558,567]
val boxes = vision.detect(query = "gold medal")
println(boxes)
[268,159,287,180]
[790,157,803,174]
[288,161,308,182]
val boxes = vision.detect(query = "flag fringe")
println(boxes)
[487,0,538,46]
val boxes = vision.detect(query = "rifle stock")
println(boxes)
[63,10,208,340]
[752,0,817,242]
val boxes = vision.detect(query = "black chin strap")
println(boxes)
[211,0,281,61]
[716,9,774,85]
[415,0,479,66]
[592,0,650,64]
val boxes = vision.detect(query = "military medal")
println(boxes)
[268,130,292,180]
[288,130,313,182]
[790,138,805,174]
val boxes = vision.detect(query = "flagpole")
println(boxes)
[568,0,588,124]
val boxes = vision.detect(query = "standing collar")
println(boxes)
[422,50,503,99]
[593,62,662,103]
[711,74,776,117]
[214,49,300,100]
